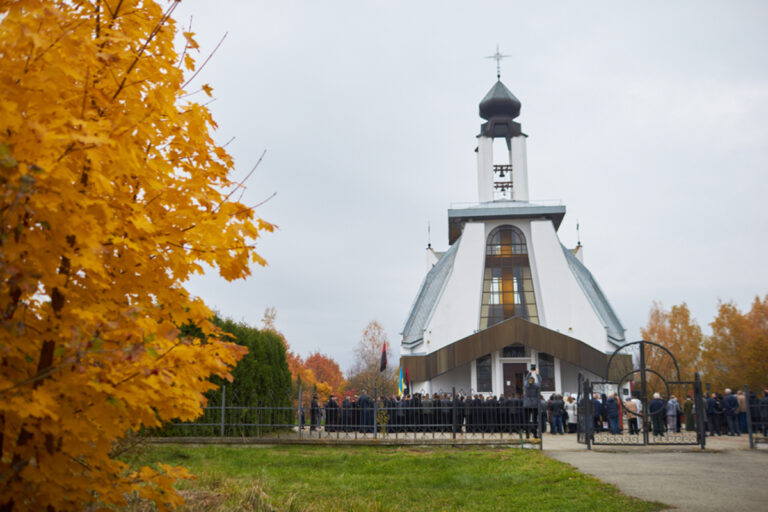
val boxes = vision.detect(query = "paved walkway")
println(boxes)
[543,434,768,511]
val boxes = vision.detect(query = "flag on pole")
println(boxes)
[379,341,387,372]
[405,367,411,395]
[398,366,404,397]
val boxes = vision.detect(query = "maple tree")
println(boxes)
[304,351,345,394]
[0,2,272,510]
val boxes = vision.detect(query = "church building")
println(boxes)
[399,72,626,398]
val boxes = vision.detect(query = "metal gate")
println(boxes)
[577,340,705,449]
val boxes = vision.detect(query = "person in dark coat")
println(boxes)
[487,395,499,433]
[359,390,374,433]
[353,395,361,432]
[422,393,434,433]
[723,389,740,436]
[600,394,608,432]
[498,395,509,433]
[706,392,719,436]
[441,394,452,433]
[683,396,695,431]
[747,391,760,434]
[510,394,524,433]
[455,395,465,433]
[592,394,603,432]
[605,394,620,434]
[523,366,542,438]
[341,395,353,432]
[546,395,555,434]
[394,396,405,433]
[549,394,565,435]
[324,395,338,432]
[476,395,485,432]
[310,395,321,432]
[404,394,413,432]
[760,390,768,436]
[464,395,475,433]
[649,392,666,436]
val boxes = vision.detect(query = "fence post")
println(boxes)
[745,385,754,450]
[374,387,378,439]
[585,379,592,451]
[298,383,303,440]
[639,341,649,447]
[695,372,706,450]
[452,387,457,440]
[220,385,226,438]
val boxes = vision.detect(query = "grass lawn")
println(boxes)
[124,444,666,512]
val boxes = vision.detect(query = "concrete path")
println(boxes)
[543,434,768,511]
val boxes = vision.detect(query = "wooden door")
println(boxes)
[503,363,527,397]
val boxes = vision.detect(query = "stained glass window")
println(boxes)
[480,225,539,329]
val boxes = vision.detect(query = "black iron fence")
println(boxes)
[155,387,544,446]
[744,386,768,449]
[578,375,706,448]
[576,377,768,450]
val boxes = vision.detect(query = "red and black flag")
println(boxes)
[380,341,387,372]
[405,366,411,395]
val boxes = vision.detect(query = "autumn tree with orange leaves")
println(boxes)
[305,352,345,394]
[640,302,703,379]
[640,297,768,394]
[260,307,345,403]
[0,2,273,510]
[700,296,768,393]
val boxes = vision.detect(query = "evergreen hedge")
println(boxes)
[153,317,293,437]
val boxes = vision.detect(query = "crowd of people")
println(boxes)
[306,367,548,436]
[302,377,768,439]
[585,388,768,438]
[704,388,768,437]
[312,390,542,436]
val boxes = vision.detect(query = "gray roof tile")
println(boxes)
[560,244,626,345]
[401,238,460,347]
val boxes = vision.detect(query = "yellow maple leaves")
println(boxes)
[0,1,270,510]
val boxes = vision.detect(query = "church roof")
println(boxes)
[479,80,521,120]
[448,200,566,244]
[401,317,630,383]
[401,237,461,347]
[561,244,626,345]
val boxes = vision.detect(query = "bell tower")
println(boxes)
[476,62,529,203]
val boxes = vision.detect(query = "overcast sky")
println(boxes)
[173,1,768,372]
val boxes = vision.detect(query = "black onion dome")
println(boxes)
[479,80,521,120]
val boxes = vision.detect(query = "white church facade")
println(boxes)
[399,75,626,398]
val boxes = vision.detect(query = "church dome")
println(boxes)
[479,80,521,120]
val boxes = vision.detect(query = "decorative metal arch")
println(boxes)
[579,339,706,449]
[605,339,681,383]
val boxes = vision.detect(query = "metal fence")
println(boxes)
[744,386,768,449]
[156,387,544,446]
[576,378,768,450]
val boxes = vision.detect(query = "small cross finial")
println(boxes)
[576,220,582,247]
[485,44,510,80]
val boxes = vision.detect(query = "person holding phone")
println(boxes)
[523,363,542,438]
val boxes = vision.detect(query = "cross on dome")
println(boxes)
[484,44,510,80]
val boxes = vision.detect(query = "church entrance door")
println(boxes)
[503,363,527,397]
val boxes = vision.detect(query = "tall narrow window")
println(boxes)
[480,225,539,329]
[539,352,555,391]
[476,354,492,392]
